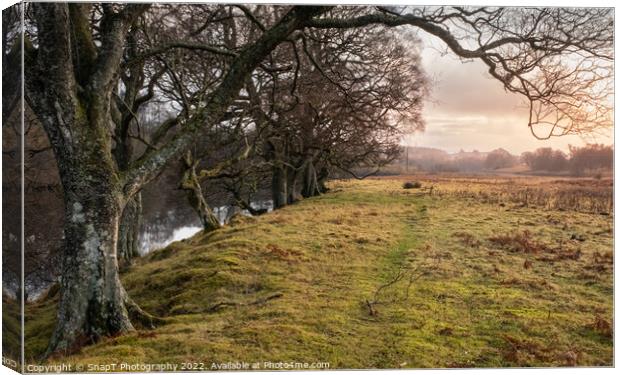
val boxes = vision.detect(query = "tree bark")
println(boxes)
[317,166,329,193]
[117,193,142,266]
[265,136,289,209]
[272,163,288,209]
[26,6,141,354]
[301,159,321,198]
[183,183,221,232]
[180,153,221,232]
[46,172,133,355]
[286,164,302,204]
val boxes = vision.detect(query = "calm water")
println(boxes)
[20,199,273,301]
[138,200,273,254]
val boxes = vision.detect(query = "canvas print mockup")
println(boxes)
[1,2,614,372]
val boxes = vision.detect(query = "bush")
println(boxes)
[488,230,549,253]
[403,181,422,189]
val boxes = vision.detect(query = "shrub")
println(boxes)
[403,181,422,189]
[588,316,612,338]
[488,230,549,253]
[453,232,481,248]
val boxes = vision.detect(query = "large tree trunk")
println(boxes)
[46,175,133,355]
[301,159,321,198]
[117,193,142,266]
[266,138,288,209]
[180,153,221,232]
[272,163,288,209]
[286,164,302,204]
[184,185,221,232]
[317,166,329,193]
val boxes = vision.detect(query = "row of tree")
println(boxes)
[398,144,612,175]
[521,144,613,175]
[2,3,613,355]
[4,4,426,354]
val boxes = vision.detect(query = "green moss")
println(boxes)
[25,178,613,368]
[23,295,57,362]
[2,296,22,363]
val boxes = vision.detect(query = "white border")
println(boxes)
[0,1,616,375]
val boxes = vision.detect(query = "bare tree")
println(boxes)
[568,144,613,176]
[484,149,517,170]
[305,6,613,139]
[242,12,426,206]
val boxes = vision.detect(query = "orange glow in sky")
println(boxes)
[404,35,614,155]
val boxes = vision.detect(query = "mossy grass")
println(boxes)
[22,177,612,368]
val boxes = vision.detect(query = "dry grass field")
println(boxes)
[20,175,613,368]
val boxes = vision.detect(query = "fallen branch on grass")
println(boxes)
[207,292,284,313]
[364,261,436,316]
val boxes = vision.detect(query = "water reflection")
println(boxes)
[138,200,273,254]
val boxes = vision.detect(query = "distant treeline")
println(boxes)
[521,144,613,175]
[394,144,612,176]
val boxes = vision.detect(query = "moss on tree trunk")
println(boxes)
[180,152,221,232]
[46,171,133,355]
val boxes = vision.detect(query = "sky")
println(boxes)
[403,34,614,155]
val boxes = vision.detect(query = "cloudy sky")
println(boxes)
[403,35,614,155]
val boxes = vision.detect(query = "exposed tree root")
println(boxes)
[123,292,169,329]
